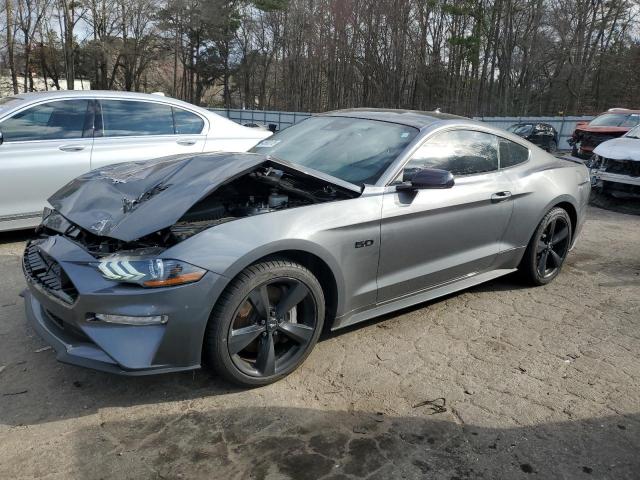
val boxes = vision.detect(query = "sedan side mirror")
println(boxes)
[397,168,454,191]
[0,130,3,146]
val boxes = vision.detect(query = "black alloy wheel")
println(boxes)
[228,278,317,377]
[521,207,572,285]
[205,260,324,386]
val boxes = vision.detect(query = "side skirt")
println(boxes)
[332,268,517,330]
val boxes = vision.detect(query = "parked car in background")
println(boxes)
[590,124,640,199]
[22,109,590,385]
[243,122,278,133]
[569,108,640,159]
[0,91,272,232]
[507,122,558,152]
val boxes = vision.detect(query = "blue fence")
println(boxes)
[209,108,593,150]
[209,108,312,131]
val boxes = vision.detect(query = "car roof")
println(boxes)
[3,90,206,112]
[320,108,469,129]
[599,108,640,114]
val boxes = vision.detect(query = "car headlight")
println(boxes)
[96,257,206,287]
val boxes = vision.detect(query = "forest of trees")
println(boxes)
[1,0,639,116]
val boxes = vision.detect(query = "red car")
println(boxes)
[569,108,640,159]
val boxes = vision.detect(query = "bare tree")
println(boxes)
[5,0,19,93]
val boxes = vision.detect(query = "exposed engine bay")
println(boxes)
[170,165,356,240]
[39,163,358,257]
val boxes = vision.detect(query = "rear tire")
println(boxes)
[203,259,325,386]
[519,208,572,286]
[548,140,557,153]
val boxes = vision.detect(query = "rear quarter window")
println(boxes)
[173,108,205,134]
[499,138,529,168]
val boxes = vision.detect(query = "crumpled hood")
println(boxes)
[594,137,640,161]
[49,152,272,241]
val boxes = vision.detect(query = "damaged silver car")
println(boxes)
[591,124,640,199]
[22,109,590,386]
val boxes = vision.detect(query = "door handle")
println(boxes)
[176,139,197,146]
[491,191,512,203]
[59,144,85,152]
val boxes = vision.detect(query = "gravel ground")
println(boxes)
[0,206,638,480]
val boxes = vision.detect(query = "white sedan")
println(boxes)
[0,91,272,232]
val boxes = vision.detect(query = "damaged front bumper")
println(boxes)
[22,234,226,375]
[591,156,640,198]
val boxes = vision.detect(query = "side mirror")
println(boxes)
[397,168,454,191]
[0,130,3,146]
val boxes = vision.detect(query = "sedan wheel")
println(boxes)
[520,207,572,285]
[204,259,324,386]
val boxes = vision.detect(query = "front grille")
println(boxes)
[602,158,640,177]
[581,133,618,148]
[23,242,78,304]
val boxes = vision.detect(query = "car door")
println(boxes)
[377,129,514,302]
[0,98,93,225]
[90,99,206,170]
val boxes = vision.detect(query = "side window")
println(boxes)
[499,138,529,168]
[100,100,174,137]
[0,100,90,142]
[401,130,499,180]
[173,108,204,134]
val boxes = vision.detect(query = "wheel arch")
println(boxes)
[537,195,578,238]
[553,200,578,240]
[216,241,345,325]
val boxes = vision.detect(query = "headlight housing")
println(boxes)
[96,257,206,287]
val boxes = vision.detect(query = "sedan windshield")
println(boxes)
[589,113,639,127]
[250,116,419,185]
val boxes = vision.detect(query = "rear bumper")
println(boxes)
[22,235,228,375]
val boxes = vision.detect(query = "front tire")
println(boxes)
[519,208,572,286]
[204,259,325,386]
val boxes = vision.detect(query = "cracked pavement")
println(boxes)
[0,206,638,479]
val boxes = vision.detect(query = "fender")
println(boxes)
[216,238,347,315]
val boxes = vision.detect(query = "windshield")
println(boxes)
[625,125,640,139]
[589,113,639,127]
[250,116,419,185]
[507,124,533,136]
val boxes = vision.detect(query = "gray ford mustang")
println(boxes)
[22,109,591,386]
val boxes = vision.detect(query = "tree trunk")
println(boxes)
[6,0,19,94]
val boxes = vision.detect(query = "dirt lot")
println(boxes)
[0,206,638,480]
